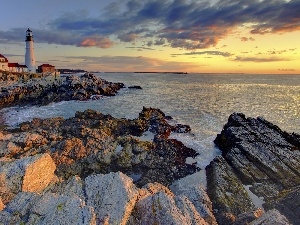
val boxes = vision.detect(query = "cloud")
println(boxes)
[1,0,300,50]
[154,38,166,46]
[79,37,113,48]
[241,37,255,42]
[171,51,233,57]
[126,46,155,50]
[234,56,291,62]
[117,33,139,42]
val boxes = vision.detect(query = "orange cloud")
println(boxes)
[79,37,113,48]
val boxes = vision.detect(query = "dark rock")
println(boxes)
[1,107,198,188]
[128,85,142,89]
[206,155,255,224]
[264,187,300,225]
[0,73,124,109]
[211,112,300,224]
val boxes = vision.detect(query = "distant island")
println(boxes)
[57,69,87,74]
[134,71,188,74]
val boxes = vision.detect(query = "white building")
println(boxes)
[0,54,28,72]
[0,54,9,71]
[25,28,36,73]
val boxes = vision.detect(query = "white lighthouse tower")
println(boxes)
[25,28,36,73]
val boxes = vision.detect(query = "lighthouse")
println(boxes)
[25,28,36,73]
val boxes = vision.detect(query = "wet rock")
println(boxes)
[206,155,255,224]
[250,209,291,225]
[264,187,300,225]
[0,153,56,204]
[233,208,263,225]
[85,172,139,224]
[211,112,300,224]
[2,107,198,187]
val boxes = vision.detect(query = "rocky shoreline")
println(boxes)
[0,72,124,109]
[0,72,299,224]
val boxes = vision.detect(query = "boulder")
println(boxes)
[250,209,291,225]
[129,191,206,225]
[211,112,300,224]
[171,174,217,225]
[85,172,139,225]
[206,155,255,224]
[0,153,56,204]
[0,192,96,225]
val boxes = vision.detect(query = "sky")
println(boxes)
[0,0,300,74]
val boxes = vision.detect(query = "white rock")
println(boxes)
[0,192,96,225]
[85,172,139,225]
[170,174,217,225]
[0,153,56,203]
[55,175,85,200]
[28,192,96,225]
[132,191,206,225]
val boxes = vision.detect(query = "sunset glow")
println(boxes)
[0,0,299,74]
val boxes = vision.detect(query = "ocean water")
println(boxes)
[1,73,299,170]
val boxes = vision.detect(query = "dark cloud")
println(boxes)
[234,56,291,62]
[171,51,233,57]
[1,0,299,50]
[126,46,155,50]
[241,37,255,42]
[154,38,166,46]
[117,33,139,42]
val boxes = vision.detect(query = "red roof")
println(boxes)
[8,63,27,68]
[8,63,19,67]
[39,64,55,67]
[0,54,9,62]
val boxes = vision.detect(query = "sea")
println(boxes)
[1,73,299,171]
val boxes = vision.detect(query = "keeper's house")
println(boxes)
[37,63,55,73]
[0,54,28,72]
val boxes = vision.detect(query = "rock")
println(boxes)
[128,85,142,89]
[0,170,216,225]
[206,155,255,224]
[250,209,291,225]
[28,193,96,225]
[2,107,198,187]
[0,192,40,224]
[49,175,85,200]
[129,191,206,225]
[170,174,217,225]
[85,172,139,225]
[264,187,300,225]
[212,112,300,224]
[233,208,264,225]
[0,73,124,109]
[0,192,96,225]
[0,198,4,211]
[0,153,56,204]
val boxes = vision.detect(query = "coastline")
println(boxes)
[0,71,299,224]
